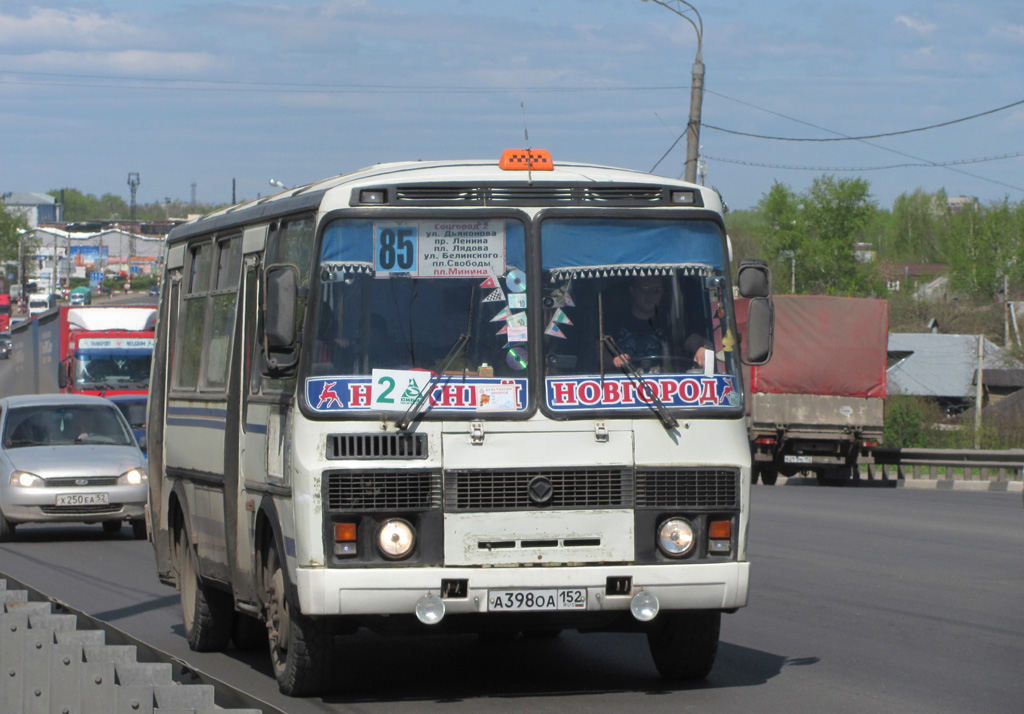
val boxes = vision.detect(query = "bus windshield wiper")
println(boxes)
[395,332,470,431]
[601,335,678,431]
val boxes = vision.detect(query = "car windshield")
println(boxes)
[3,404,133,447]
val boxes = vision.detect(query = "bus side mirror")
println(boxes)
[742,297,774,365]
[262,264,299,376]
[736,259,771,298]
[736,260,773,365]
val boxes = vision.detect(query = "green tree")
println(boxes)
[799,175,877,295]
[940,198,1014,298]
[884,188,941,262]
[0,205,29,265]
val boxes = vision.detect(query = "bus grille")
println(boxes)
[385,183,701,207]
[445,468,633,511]
[635,468,738,508]
[327,433,428,460]
[325,470,440,511]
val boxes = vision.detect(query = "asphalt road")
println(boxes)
[2,485,1021,714]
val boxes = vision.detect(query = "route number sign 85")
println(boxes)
[375,224,418,274]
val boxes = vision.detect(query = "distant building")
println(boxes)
[887,332,1005,416]
[2,192,62,227]
[946,195,979,213]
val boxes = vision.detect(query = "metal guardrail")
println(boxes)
[0,574,282,714]
[866,447,1024,482]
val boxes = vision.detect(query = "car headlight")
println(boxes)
[376,519,416,560]
[10,471,44,488]
[657,518,695,557]
[118,467,148,486]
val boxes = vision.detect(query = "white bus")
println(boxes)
[147,150,774,696]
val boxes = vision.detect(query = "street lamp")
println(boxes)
[642,0,704,183]
[269,179,287,190]
[780,250,796,294]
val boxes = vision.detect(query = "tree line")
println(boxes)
[727,176,1024,302]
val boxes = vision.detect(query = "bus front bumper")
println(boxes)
[295,561,749,617]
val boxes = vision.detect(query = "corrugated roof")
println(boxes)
[887,333,1004,398]
[2,192,56,206]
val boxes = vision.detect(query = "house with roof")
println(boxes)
[887,332,1008,416]
[2,192,62,227]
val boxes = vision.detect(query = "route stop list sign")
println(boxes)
[374,221,506,278]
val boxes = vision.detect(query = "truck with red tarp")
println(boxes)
[1,306,156,448]
[740,295,888,485]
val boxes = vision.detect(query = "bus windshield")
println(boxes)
[305,217,529,415]
[540,217,740,415]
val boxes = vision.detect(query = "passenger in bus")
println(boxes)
[606,275,712,372]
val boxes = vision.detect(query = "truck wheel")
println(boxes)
[759,468,779,486]
[264,545,333,696]
[131,518,147,540]
[0,512,15,541]
[647,611,721,680]
[817,466,853,486]
[177,528,233,651]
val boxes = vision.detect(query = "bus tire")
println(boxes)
[647,611,720,681]
[265,545,333,696]
[177,528,233,652]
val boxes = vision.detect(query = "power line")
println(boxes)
[0,70,688,95]
[702,149,1024,172]
[701,97,1024,142]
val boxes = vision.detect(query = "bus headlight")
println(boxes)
[118,468,148,486]
[10,471,43,488]
[376,519,416,560]
[657,518,695,557]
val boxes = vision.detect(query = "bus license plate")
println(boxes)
[57,493,109,506]
[488,588,587,611]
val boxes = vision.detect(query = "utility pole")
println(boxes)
[128,172,140,279]
[643,0,704,183]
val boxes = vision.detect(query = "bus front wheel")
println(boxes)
[176,528,232,651]
[647,611,721,680]
[264,545,333,696]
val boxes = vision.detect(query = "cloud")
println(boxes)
[990,23,1024,43]
[894,14,937,35]
[0,8,147,48]
[11,50,218,76]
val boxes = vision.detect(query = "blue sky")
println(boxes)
[2,0,1022,212]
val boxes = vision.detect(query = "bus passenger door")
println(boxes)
[237,251,286,603]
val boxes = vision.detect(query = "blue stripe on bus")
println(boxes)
[245,423,268,435]
[168,406,229,419]
[167,417,228,431]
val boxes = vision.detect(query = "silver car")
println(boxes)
[0,393,148,541]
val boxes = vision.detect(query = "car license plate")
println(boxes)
[783,455,812,464]
[488,588,587,611]
[56,493,109,506]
